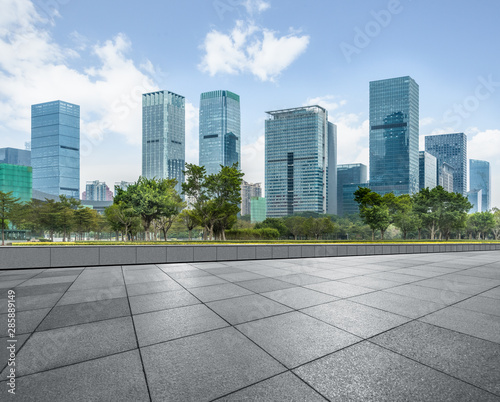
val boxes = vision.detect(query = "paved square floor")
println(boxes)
[1,250,500,401]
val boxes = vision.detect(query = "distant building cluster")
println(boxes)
[0,76,493,218]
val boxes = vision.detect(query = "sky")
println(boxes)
[0,0,499,208]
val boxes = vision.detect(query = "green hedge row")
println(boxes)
[225,228,280,240]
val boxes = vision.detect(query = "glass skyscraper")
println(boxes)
[199,90,240,175]
[265,105,335,217]
[0,148,31,167]
[419,151,437,190]
[369,76,419,195]
[142,90,185,195]
[337,163,368,216]
[425,133,467,195]
[31,100,80,198]
[327,122,338,215]
[470,159,490,211]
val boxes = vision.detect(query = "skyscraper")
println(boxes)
[425,133,467,195]
[0,148,31,167]
[419,151,437,190]
[467,189,482,213]
[470,159,490,211]
[337,163,368,216]
[327,122,338,215]
[241,181,262,216]
[82,180,113,201]
[31,100,80,198]
[142,90,185,195]
[369,76,419,195]
[265,105,335,217]
[199,90,240,175]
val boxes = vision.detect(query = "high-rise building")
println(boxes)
[142,90,185,195]
[337,163,368,216]
[250,197,267,223]
[440,162,454,192]
[265,105,335,217]
[31,100,80,198]
[327,122,338,215]
[369,76,419,195]
[114,181,134,196]
[425,133,467,195]
[241,181,262,216]
[82,180,113,201]
[470,159,490,211]
[199,90,240,175]
[0,164,32,203]
[467,189,482,213]
[419,151,437,190]
[0,148,31,167]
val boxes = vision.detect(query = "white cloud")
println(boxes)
[243,0,270,15]
[241,134,265,188]
[199,20,309,82]
[468,129,500,160]
[305,95,347,112]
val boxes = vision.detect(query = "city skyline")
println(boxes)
[0,0,499,208]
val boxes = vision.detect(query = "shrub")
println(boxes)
[225,228,279,240]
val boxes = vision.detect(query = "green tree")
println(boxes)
[392,194,418,240]
[73,207,97,240]
[255,218,289,238]
[354,188,391,240]
[57,195,82,242]
[492,208,500,240]
[468,211,495,240]
[284,216,307,240]
[179,209,201,241]
[153,180,185,241]
[105,202,140,241]
[0,191,21,245]
[305,217,335,240]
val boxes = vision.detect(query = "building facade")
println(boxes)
[337,163,368,216]
[327,122,338,215]
[241,181,262,216]
[369,76,419,196]
[425,133,467,195]
[0,164,32,203]
[199,90,241,175]
[419,151,437,190]
[467,189,482,213]
[265,105,334,217]
[469,159,490,211]
[82,180,114,201]
[0,148,31,167]
[439,162,454,192]
[31,100,80,198]
[142,91,185,195]
[250,197,267,223]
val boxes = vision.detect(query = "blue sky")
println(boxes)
[1,0,499,208]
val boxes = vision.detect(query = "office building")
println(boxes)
[250,197,267,223]
[439,162,454,192]
[199,90,241,175]
[0,148,31,167]
[82,180,113,201]
[31,100,80,198]
[425,133,467,195]
[369,76,419,195]
[0,164,32,203]
[114,181,134,196]
[419,151,437,190]
[265,105,335,217]
[467,189,482,213]
[470,159,490,211]
[327,122,338,215]
[241,181,261,216]
[142,91,185,195]
[337,163,368,216]
[343,183,370,216]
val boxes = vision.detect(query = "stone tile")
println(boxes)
[294,341,497,402]
[68,276,124,291]
[129,289,200,315]
[236,311,360,368]
[262,287,337,310]
[350,291,446,319]
[0,293,61,313]
[0,280,25,289]
[188,283,254,302]
[214,372,327,401]
[308,270,355,281]
[365,272,424,283]
[167,270,211,279]
[383,284,470,305]
[237,278,296,293]
[35,268,84,278]
[276,273,330,286]
[141,327,285,401]
[13,350,149,402]
[372,321,500,395]
[0,333,29,373]
[126,279,183,296]
[37,297,131,331]
[302,300,411,338]
[256,268,292,278]
[481,287,500,300]
[420,306,500,343]
[217,272,265,282]
[414,278,495,295]
[339,276,402,290]
[0,308,51,336]
[133,304,228,347]
[57,286,127,306]
[436,273,500,287]
[453,296,500,317]
[305,281,374,298]
[17,276,78,287]
[0,317,137,377]
[176,275,228,288]
[207,294,292,325]
[13,283,72,297]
